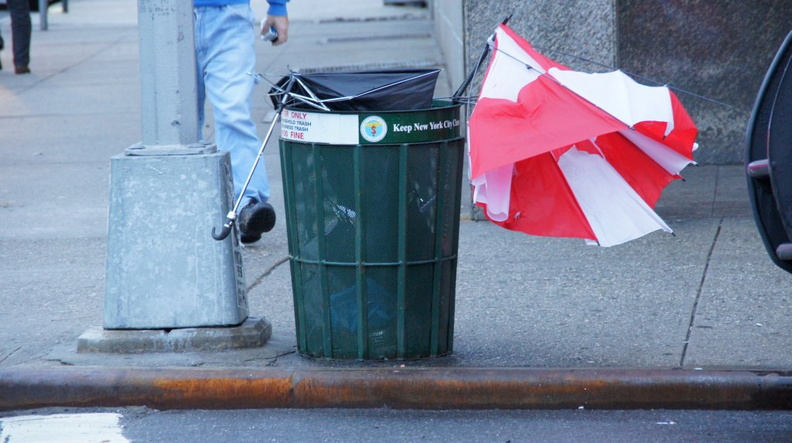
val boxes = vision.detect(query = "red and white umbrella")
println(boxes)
[468,24,698,247]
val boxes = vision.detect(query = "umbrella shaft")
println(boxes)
[232,111,282,213]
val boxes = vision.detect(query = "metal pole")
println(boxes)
[134,0,202,153]
[38,0,47,30]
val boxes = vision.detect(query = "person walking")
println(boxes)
[193,0,289,244]
[0,0,32,74]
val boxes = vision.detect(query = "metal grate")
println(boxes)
[296,60,442,73]
[318,14,428,24]
[323,33,432,44]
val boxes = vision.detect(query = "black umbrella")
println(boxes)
[269,69,441,112]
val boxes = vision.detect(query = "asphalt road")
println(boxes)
[2,408,792,442]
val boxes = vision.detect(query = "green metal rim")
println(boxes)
[289,255,458,268]
[280,101,463,145]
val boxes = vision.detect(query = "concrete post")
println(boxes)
[81,0,270,352]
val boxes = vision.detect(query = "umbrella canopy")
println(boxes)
[468,24,698,247]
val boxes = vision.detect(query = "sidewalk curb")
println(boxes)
[2,367,791,411]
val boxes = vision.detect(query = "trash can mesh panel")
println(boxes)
[318,146,357,264]
[403,263,435,355]
[361,146,400,263]
[295,261,326,356]
[326,267,401,359]
[403,145,441,262]
[288,145,322,262]
[358,267,399,359]
[438,259,456,352]
[440,145,463,257]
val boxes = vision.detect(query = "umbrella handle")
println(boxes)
[211,212,236,241]
[211,78,295,242]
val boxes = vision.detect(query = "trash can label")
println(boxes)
[280,110,360,145]
[281,106,462,145]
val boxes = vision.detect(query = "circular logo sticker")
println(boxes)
[360,116,387,143]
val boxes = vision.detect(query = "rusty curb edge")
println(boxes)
[1,367,791,411]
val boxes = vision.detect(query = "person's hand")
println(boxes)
[261,14,289,46]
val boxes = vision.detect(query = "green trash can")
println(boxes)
[279,100,464,360]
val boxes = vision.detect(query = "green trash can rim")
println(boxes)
[279,99,463,146]
[283,99,459,115]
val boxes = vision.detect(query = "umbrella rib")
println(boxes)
[274,71,440,111]
[292,76,333,111]
[322,71,441,103]
[491,44,542,75]
[531,46,738,110]
[258,73,333,111]
[489,42,696,175]
[491,46,636,131]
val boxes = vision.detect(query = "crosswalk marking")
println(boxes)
[0,413,128,443]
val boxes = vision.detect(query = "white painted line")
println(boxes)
[0,413,128,443]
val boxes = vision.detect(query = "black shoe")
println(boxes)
[238,200,276,244]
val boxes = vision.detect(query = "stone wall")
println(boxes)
[432,0,465,95]
[435,0,792,165]
[618,0,792,164]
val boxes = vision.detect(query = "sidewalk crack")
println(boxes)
[247,256,290,292]
[680,218,723,367]
[0,346,22,365]
[711,166,721,218]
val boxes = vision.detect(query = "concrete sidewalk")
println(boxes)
[2,0,792,411]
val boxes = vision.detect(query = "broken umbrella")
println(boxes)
[467,23,698,247]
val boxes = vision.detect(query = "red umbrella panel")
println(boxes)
[468,24,698,247]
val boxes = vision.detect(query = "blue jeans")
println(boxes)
[194,4,269,207]
[2,0,32,68]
